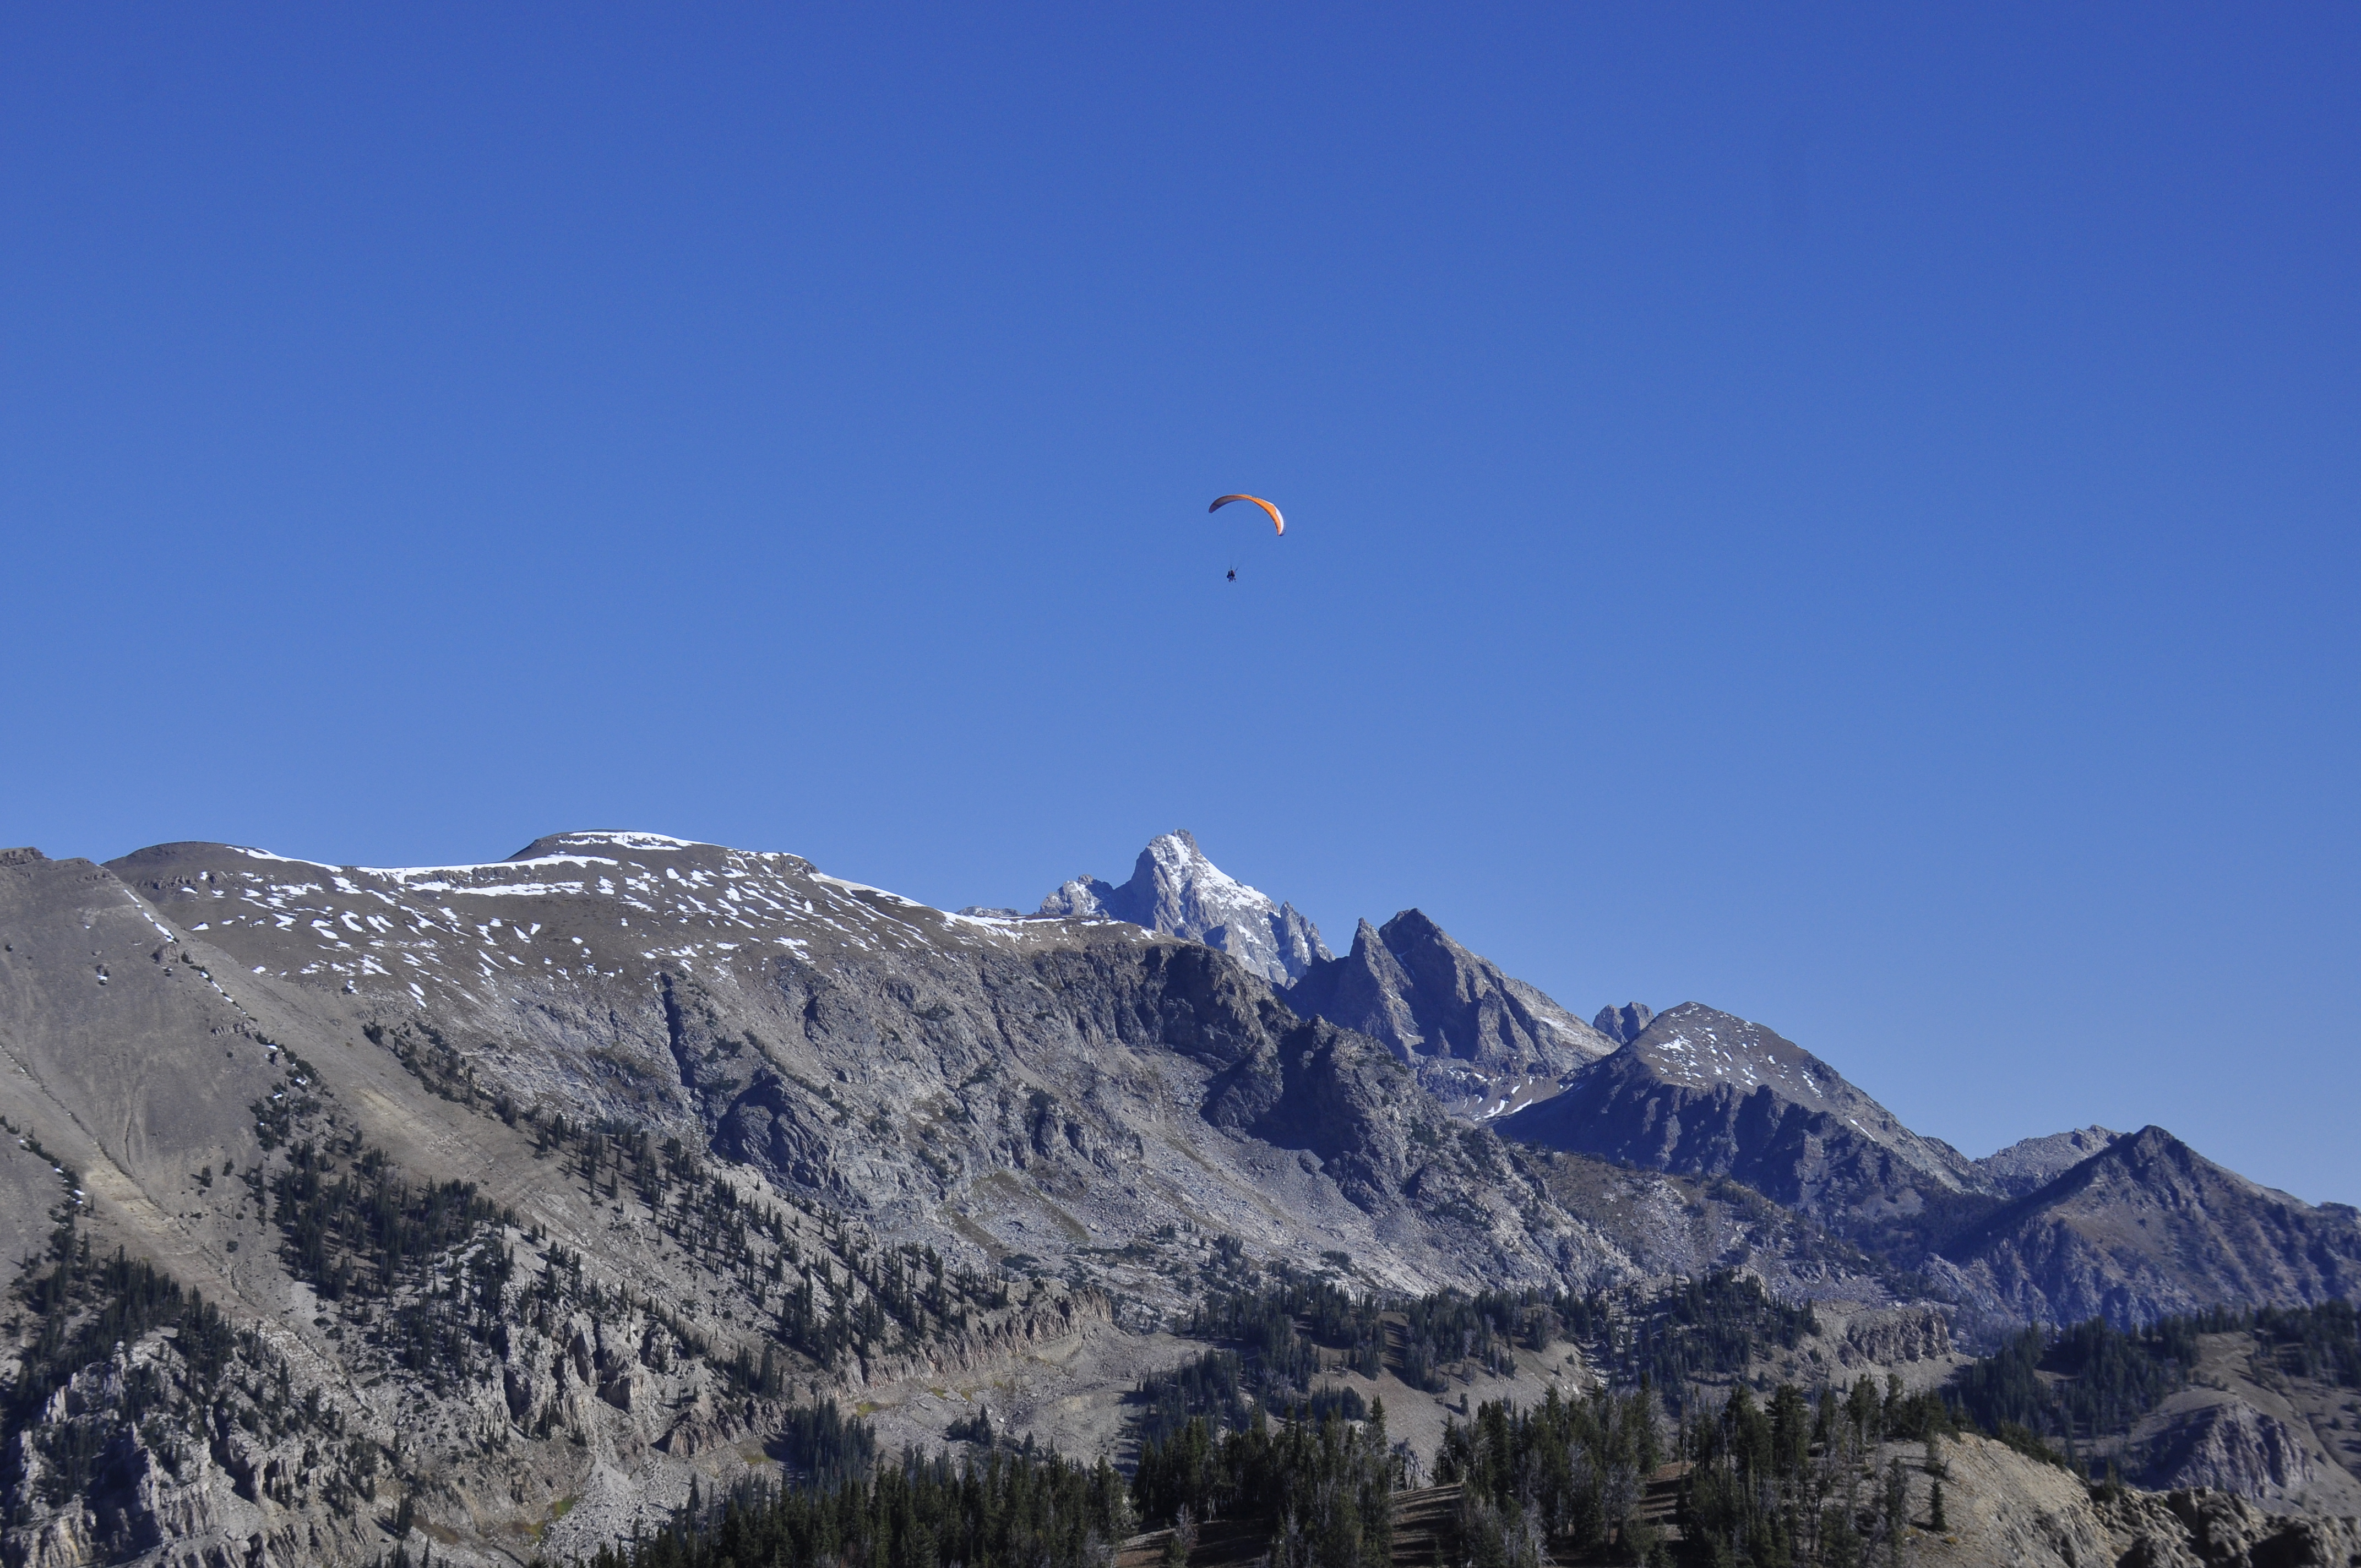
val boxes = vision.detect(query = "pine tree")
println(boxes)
[1884,1457,1908,1567]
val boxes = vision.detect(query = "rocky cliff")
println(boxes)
[1282,910,1613,1112]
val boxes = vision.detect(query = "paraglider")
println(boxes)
[1209,494,1285,535]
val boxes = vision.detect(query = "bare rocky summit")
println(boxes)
[1976,1125,2122,1197]
[1592,1001,1653,1045]
[1037,830,1329,984]
[1498,1001,1983,1230]
[1282,909,1614,1113]
[1935,1126,2361,1327]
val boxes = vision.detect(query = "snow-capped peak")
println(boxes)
[1039,830,1330,984]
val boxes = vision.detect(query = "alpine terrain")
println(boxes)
[0,827,2353,1568]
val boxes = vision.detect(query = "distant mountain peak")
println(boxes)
[1593,1002,1653,1044]
[1038,830,1329,984]
[1503,1000,1981,1223]
[1286,907,1615,1110]
[1939,1124,2361,1326]
[1976,1125,2123,1197]
[1622,1003,1855,1113]
[510,830,701,859]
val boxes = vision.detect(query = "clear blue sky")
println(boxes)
[4,7,2356,1200]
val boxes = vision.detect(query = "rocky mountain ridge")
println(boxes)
[1976,1125,2122,1197]
[0,829,1918,1562]
[1282,909,1614,1114]
[1499,1001,1984,1226]
[1933,1125,2361,1327]
[0,825,2354,1565]
[1490,1001,2361,1337]
[1037,830,1329,984]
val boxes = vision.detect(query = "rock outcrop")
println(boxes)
[1836,1304,1954,1369]
[1283,911,1613,1107]
[2141,1401,2320,1501]
[1592,1003,1652,1046]
[1977,1126,2122,1197]
[1895,1431,2361,1568]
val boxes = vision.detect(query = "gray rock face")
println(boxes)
[1498,1001,1982,1229]
[1038,830,1329,984]
[1938,1126,2361,1327]
[1285,910,1614,1108]
[1977,1125,2122,1197]
[2142,1402,2319,1500]
[92,832,1533,1282]
[1592,1003,1653,1045]
[2098,1486,2361,1568]
[2,829,1785,1564]
[1834,1305,1952,1369]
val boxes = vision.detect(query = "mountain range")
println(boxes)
[1038,834,2361,1336]
[0,826,2353,1565]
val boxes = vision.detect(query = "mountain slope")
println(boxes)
[16,831,1715,1562]
[1497,1001,1982,1231]
[1283,910,1614,1112]
[6,825,2352,1561]
[99,832,1577,1293]
[1936,1126,2361,1327]
[1037,830,1328,984]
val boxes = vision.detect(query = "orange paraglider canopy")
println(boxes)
[1209,494,1285,535]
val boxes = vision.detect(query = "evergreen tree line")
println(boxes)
[1131,1349,1368,1452]
[1607,1275,1818,1409]
[775,1398,880,1491]
[1437,1384,1662,1566]
[1949,1319,2190,1458]
[560,1442,1133,1568]
[266,1139,514,1304]
[1179,1265,1802,1406]
[1130,1404,1396,1568]
[1183,1264,1611,1397]
[3,1209,383,1525]
[248,1053,327,1151]
[2253,1298,2361,1389]
[1446,1372,1955,1568]
[1946,1298,2361,1461]
[1677,1375,1943,1568]
[259,1133,519,1398]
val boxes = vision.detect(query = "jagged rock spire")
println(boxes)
[1038,830,1330,984]
[1593,1002,1653,1045]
